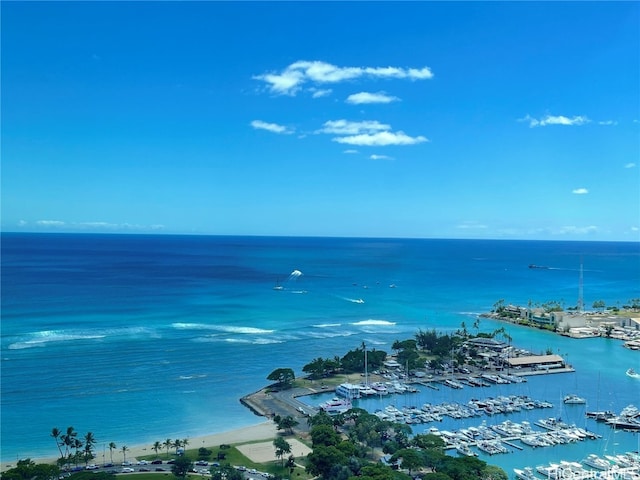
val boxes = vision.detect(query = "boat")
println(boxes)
[563,394,586,404]
[455,443,477,457]
[513,467,537,480]
[529,264,550,269]
[582,453,610,470]
[626,368,640,379]
[319,397,352,414]
[335,383,362,399]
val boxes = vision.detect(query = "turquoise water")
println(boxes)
[1,234,639,476]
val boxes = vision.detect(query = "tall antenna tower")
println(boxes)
[578,259,584,313]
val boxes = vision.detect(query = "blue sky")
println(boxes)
[2,2,639,240]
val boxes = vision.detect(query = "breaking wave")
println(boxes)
[351,319,396,326]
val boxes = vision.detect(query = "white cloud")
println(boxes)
[520,114,590,127]
[36,220,66,226]
[343,149,359,154]
[556,225,598,235]
[370,154,393,160]
[250,120,293,134]
[572,188,589,195]
[333,131,428,146]
[310,88,332,98]
[318,119,391,135]
[598,120,618,126]
[346,91,399,104]
[456,222,488,230]
[625,162,636,168]
[254,61,433,96]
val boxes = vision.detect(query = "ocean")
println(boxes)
[1,233,639,476]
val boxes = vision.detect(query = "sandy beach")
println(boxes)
[2,421,281,473]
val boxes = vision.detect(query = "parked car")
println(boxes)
[151,460,163,465]
[121,468,134,473]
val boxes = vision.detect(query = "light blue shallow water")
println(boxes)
[1,233,639,477]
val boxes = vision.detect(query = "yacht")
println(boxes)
[319,397,352,414]
[563,394,586,404]
[335,383,361,399]
[513,467,537,480]
[582,454,610,470]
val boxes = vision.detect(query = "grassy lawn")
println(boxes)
[136,443,311,480]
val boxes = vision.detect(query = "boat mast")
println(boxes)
[362,341,368,386]
[578,258,584,313]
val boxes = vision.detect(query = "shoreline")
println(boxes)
[1,421,279,473]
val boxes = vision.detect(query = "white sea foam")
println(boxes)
[351,319,396,326]
[312,323,342,328]
[8,330,107,350]
[171,323,274,335]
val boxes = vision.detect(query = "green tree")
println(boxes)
[276,415,299,435]
[310,424,341,447]
[273,436,291,467]
[302,357,327,379]
[267,368,296,388]
[121,446,128,464]
[306,445,347,477]
[50,428,64,460]
[170,456,193,479]
[108,442,116,464]
[152,441,161,458]
[83,432,96,465]
[593,300,606,311]
[391,448,423,475]
[211,464,242,480]
[163,438,173,458]
[1,459,61,480]
[481,465,508,480]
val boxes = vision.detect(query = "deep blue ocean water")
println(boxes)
[1,233,639,476]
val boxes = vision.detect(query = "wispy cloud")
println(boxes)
[346,91,399,105]
[36,220,66,226]
[343,149,359,154]
[28,220,165,231]
[456,221,488,230]
[318,119,427,146]
[625,162,636,169]
[310,88,332,98]
[598,120,618,126]
[556,225,598,235]
[250,120,293,134]
[333,131,428,146]
[254,61,433,96]
[317,119,390,135]
[370,154,393,160]
[520,114,590,128]
[572,188,589,195]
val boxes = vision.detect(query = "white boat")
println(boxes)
[513,467,537,480]
[335,383,361,399]
[319,397,352,414]
[582,453,610,470]
[563,394,586,404]
[626,368,640,379]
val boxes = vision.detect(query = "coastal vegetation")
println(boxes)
[305,410,507,480]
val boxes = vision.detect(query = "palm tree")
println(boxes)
[51,427,64,459]
[83,432,96,465]
[163,439,173,458]
[152,441,162,458]
[109,442,117,463]
[174,439,182,454]
[61,426,78,460]
[121,445,129,464]
[181,439,189,453]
